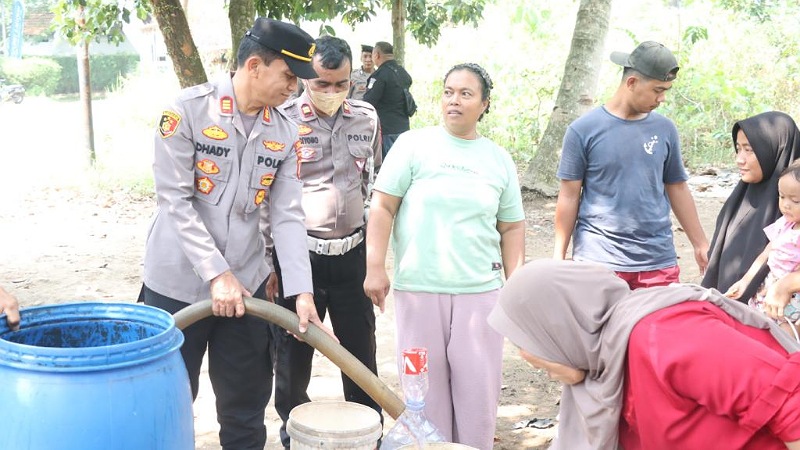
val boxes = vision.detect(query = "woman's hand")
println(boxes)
[364,268,391,313]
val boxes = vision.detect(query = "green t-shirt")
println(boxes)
[374,126,525,294]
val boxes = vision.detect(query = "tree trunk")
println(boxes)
[391,0,406,65]
[76,7,95,166]
[228,0,255,70]
[150,0,207,88]
[520,0,612,196]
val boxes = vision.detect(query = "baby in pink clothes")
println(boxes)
[727,162,800,339]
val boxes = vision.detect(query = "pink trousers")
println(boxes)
[393,289,504,450]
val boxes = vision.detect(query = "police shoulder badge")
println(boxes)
[159,111,181,138]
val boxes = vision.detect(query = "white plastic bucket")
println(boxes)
[287,401,382,450]
[398,444,478,449]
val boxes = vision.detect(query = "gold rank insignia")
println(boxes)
[158,111,181,138]
[196,176,215,194]
[254,189,266,205]
[308,43,316,58]
[297,124,313,136]
[220,96,233,115]
[342,102,351,114]
[196,159,220,174]
[263,140,285,152]
[202,125,228,140]
[262,108,271,124]
[301,104,313,118]
[260,174,275,186]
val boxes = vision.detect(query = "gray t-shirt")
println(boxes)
[557,106,688,271]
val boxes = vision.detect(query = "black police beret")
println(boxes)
[245,18,318,79]
[361,45,374,53]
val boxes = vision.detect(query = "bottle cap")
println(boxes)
[402,347,428,375]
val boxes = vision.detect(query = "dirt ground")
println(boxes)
[0,97,732,449]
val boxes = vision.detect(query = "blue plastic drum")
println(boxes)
[0,302,194,449]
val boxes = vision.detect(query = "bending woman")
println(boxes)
[702,111,800,300]
[490,259,800,450]
[363,63,525,449]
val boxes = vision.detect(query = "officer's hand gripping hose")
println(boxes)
[172,297,405,419]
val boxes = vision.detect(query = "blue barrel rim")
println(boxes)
[0,302,183,372]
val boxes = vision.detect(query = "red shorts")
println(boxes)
[615,265,680,290]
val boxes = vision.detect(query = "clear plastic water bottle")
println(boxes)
[381,348,446,449]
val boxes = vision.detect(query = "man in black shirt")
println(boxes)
[363,41,412,157]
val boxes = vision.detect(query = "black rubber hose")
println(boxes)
[172,298,405,419]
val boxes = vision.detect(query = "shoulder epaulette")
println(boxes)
[177,82,214,101]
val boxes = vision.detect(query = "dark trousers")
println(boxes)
[143,282,273,450]
[273,241,382,448]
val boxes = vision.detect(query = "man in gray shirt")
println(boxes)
[553,41,708,289]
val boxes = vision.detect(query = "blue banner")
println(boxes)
[7,0,25,59]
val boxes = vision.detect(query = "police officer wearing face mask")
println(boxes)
[276,35,383,449]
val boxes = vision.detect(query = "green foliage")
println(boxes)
[254,0,379,26]
[683,25,707,44]
[0,57,61,95]
[714,0,775,22]
[406,0,486,47]
[49,54,140,94]
[252,0,484,48]
[51,0,151,46]
[0,54,138,95]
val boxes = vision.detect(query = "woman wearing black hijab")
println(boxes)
[702,111,800,301]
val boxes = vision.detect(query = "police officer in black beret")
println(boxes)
[143,17,335,450]
[349,44,375,101]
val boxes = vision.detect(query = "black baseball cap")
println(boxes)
[610,41,679,82]
[361,45,373,53]
[245,18,318,79]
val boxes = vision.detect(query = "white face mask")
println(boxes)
[306,88,349,116]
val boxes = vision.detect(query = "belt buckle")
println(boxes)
[328,240,345,256]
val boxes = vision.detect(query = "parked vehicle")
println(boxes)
[0,79,25,104]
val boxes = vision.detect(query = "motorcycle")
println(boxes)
[0,79,25,104]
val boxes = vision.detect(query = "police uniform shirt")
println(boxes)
[280,92,381,239]
[349,68,371,101]
[145,74,313,304]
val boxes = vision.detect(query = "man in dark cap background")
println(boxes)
[363,41,412,157]
[553,40,709,290]
[142,17,335,450]
[349,44,374,101]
